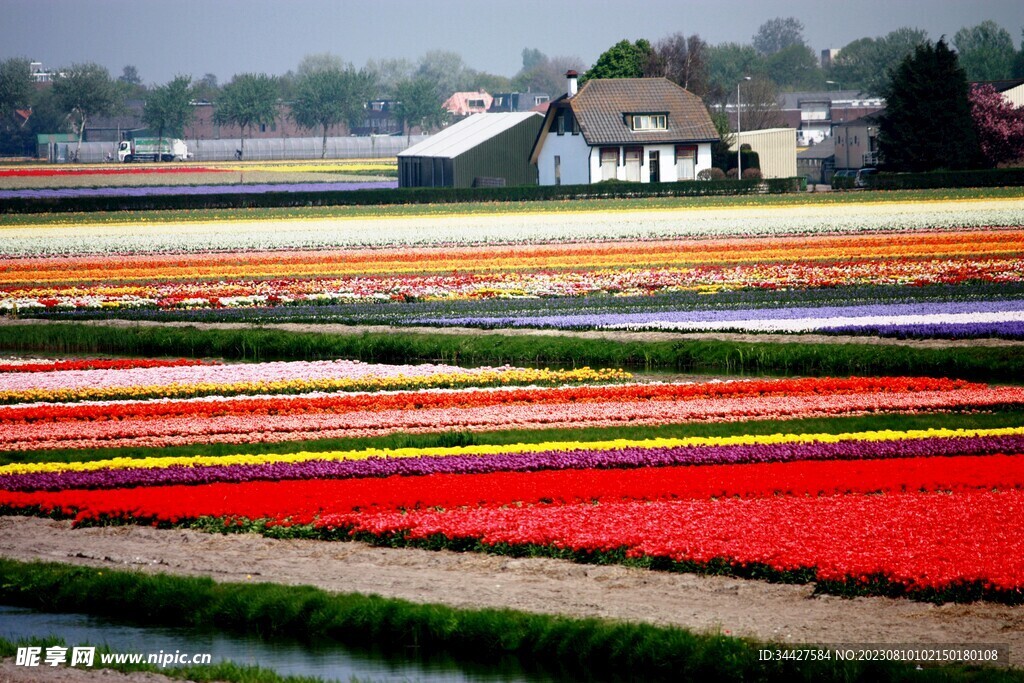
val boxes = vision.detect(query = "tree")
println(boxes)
[645,33,709,97]
[470,71,513,94]
[394,77,447,144]
[583,39,653,82]
[736,76,784,131]
[878,39,982,172]
[143,76,194,158]
[364,58,415,99]
[766,43,822,89]
[119,65,142,86]
[513,52,585,97]
[969,83,1024,167]
[52,62,119,158]
[0,58,32,125]
[706,42,765,108]
[213,73,279,157]
[1014,29,1024,78]
[521,48,545,73]
[415,50,473,99]
[753,17,806,56]
[953,20,1016,81]
[0,58,33,155]
[192,73,220,103]
[833,27,931,96]
[291,65,374,158]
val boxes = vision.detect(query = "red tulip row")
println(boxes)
[0,358,211,374]
[0,376,975,423]
[2,453,1021,594]
[334,489,1024,593]
[1,452,1020,524]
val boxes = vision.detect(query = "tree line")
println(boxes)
[1,16,1022,160]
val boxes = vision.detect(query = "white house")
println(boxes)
[530,72,719,185]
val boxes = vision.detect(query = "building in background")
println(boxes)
[729,128,797,179]
[777,91,885,146]
[398,112,542,188]
[442,91,493,118]
[833,111,883,170]
[532,72,719,186]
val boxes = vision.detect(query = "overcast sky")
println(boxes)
[3,0,1022,85]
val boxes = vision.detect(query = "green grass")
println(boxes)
[2,410,1022,467]
[0,559,1017,682]
[3,186,1022,227]
[0,322,1019,381]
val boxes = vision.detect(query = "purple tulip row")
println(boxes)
[416,298,1024,329]
[0,181,397,199]
[6,433,1023,492]
[826,322,1024,340]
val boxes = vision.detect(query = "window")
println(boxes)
[468,99,486,108]
[554,155,561,186]
[631,114,667,131]
[675,145,696,181]
[556,112,565,135]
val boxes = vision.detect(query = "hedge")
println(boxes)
[864,167,1024,190]
[0,177,803,214]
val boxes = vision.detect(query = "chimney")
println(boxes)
[566,70,578,97]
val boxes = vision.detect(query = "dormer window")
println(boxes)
[631,114,667,131]
[467,99,486,108]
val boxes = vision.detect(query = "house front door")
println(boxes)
[649,151,660,183]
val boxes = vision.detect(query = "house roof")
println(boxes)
[797,138,835,159]
[837,110,885,128]
[565,78,719,146]
[973,79,1024,93]
[442,91,493,116]
[398,112,542,159]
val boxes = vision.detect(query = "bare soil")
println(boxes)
[0,660,189,683]
[1,517,1021,668]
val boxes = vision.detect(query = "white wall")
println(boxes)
[1002,84,1024,108]
[731,129,797,178]
[540,138,714,185]
[537,131,591,185]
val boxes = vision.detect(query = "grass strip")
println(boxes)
[3,186,1022,227]
[0,322,1020,381]
[0,559,1017,682]
[0,636,337,683]
[2,410,1022,467]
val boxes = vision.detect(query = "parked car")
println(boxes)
[831,169,856,189]
[854,167,878,188]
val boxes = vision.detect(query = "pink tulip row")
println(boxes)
[0,359,523,393]
[4,386,1022,452]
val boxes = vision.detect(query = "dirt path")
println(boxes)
[3,317,1021,349]
[0,660,188,683]
[0,517,1019,667]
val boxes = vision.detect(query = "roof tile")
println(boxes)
[569,78,719,145]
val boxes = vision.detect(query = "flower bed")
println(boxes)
[0,355,1022,602]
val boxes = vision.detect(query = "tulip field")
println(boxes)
[2,193,1024,616]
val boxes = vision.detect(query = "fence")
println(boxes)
[49,135,429,163]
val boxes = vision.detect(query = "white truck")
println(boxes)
[118,137,191,162]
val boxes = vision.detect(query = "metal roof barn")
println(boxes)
[398,113,543,188]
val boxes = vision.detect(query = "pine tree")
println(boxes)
[878,39,982,172]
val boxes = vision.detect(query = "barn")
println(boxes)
[397,112,543,188]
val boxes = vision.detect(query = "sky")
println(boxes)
[2,0,1023,85]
